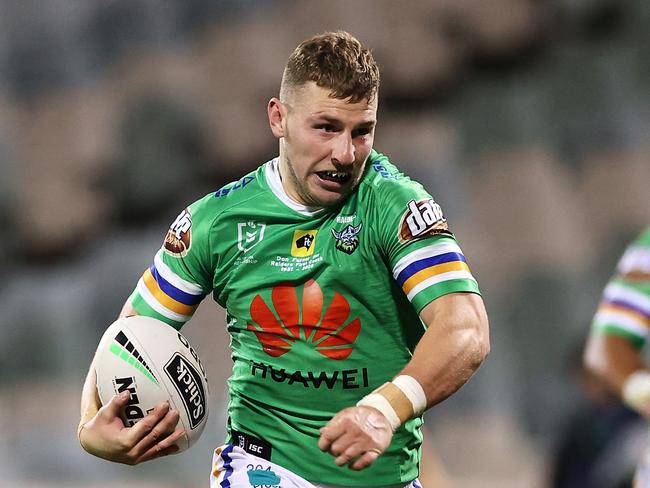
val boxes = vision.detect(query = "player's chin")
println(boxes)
[309,181,355,207]
[311,189,350,208]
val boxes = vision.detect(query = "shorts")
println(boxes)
[210,444,422,488]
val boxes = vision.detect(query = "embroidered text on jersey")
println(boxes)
[214,176,255,198]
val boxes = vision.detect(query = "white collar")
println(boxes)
[265,158,326,217]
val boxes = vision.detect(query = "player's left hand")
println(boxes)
[318,405,393,470]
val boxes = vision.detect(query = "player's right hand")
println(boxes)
[78,390,185,465]
[318,405,393,470]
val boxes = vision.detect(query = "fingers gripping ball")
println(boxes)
[94,316,209,452]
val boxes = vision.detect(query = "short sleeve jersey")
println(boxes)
[591,228,650,349]
[129,150,481,485]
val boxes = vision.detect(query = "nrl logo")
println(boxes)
[238,221,266,253]
[331,222,363,255]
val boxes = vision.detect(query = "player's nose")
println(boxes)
[331,133,355,166]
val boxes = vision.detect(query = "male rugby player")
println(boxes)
[79,31,490,487]
[585,227,650,486]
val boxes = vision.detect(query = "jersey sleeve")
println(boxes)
[372,164,481,313]
[128,194,216,329]
[591,228,650,348]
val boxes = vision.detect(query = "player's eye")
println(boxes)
[316,124,337,132]
[353,127,372,138]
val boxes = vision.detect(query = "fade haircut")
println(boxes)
[280,31,380,104]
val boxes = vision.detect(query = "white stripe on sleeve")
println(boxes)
[154,249,205,296]
[405,270,476,301]
[392,241,463,279]
[603,283,650,316]
[594,310,649,337]
[136,277,191,323]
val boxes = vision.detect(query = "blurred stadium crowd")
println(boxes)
[0,0,649,486]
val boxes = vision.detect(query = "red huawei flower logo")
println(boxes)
[247,280,361,360]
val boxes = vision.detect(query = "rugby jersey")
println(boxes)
[592,228,650,348]
[128,150,480,485]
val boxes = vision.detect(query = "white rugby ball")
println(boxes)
[94,315,209,452]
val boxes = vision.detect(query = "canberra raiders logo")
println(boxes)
[331,222,363,255]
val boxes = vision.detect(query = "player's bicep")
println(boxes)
[375,180,480,313]
[416,293,489,362]
[419,292,487,333]
[128,203,215,329]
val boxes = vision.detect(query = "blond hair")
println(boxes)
[280,31,380,103]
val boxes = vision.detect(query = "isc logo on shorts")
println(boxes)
[398,199,450,242]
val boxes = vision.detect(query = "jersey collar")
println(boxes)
[265,158,327,217]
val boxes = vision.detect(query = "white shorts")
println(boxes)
[210,444,422,488]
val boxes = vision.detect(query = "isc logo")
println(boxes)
[399,199,449,242]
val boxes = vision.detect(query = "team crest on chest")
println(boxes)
[237,221,266,253]
[331,222,363,255]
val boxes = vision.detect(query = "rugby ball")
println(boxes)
[94,315,209,452]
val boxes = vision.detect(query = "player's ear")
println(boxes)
[268,98,286,139]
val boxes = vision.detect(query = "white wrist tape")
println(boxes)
[357,392,402,431]
[622,370,650,412]
[356,375,427,432]
[392,375,427,415]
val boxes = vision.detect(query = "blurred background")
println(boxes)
[1,0,649,486]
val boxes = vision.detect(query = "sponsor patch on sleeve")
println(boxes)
[164,208,192,257]
[398,199,452,242]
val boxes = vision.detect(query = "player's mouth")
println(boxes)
[315,171,352,189]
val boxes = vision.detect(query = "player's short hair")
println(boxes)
[281,31,380,103]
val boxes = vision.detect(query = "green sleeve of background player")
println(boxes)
[591,227,650,348]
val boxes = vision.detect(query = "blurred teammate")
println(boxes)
[78,31,489,487]
[585,227,650,487]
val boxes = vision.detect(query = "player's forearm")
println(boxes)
[584,333,645,396]
[79,359,101,435]
[400,298,490,409]
[355,293,489,430]
[119,299,139,319]
[80,300,136,433]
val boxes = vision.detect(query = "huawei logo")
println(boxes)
[247,280,361,360]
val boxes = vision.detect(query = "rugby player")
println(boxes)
[585,227,650,486]
[78,31,490,487]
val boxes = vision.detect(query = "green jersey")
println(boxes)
[129,150,480,485]
[592,228,650,348]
